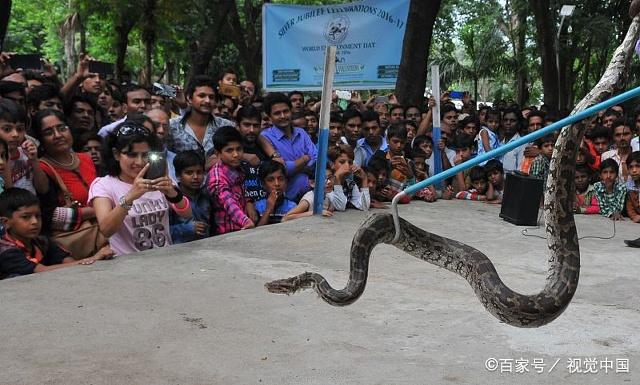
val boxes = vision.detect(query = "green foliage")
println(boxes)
[4,0,638,103]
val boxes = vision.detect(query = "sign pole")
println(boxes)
[431,65,443,189]
[313,46,337,215]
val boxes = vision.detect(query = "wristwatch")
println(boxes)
[119,195,133,210]
[270,152,281,159]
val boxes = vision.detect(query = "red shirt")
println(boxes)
[40,153,97,206]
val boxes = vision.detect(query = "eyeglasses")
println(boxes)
[41,124,70,137]
[116,123,150,138]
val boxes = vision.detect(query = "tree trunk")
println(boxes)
[395,0,442,107]
[113,5,141,83]
[514,8,528,106]
[226,0,262,84]
[79,13,86,55]
[581,37,592,98]
[141,0,157,87]
[529,0,559,114]
[185,0,234,86]
[114,24,130,83]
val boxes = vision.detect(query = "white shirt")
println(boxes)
[426,147,456,177]
[98,116,126,137]
[501,133,527,172]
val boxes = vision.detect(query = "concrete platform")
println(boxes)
[1,200,639,385]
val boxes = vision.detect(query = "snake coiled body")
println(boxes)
[265,117,581,328]
[265,15,640,328]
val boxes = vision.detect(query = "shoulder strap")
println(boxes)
[40,159,74,206]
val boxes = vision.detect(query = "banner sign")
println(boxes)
[262,0,410,91]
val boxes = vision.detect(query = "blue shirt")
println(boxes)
[260,125,317,201]
[354,137,388,167]
[254,198,297,224]
[169,186,211,243]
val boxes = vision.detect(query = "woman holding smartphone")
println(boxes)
[88,122,192,256]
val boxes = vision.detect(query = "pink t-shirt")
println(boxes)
[88,175,172,256]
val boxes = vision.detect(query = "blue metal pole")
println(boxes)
[313,129,330,214]
[403,85,640,196]
[431,126,443,190]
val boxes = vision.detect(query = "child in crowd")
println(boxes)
[451,134,474,192]
[625,151,640,221]
[0,188,113,279]
[170,150,210,244]
[291,111,308,131]
[328,144,370,211]
[207,126,255,234]
[529,134,555,181]
[77,131,105,177]
[484,159,504,203]
[304,110,319,143]
[412,135,434,175]
[594,158,627,220]
[403,120,418,158]
[411,150,437,202]
[382,123,415,204]
[476,109,501,164]
[284,164,335,220]
[255,160,297,225]
[0,138,7,194]
[328,112,344,148]
[365,155,389,208]
[455,166,490,201]
[0,99,48,195]
[574,164,600,215]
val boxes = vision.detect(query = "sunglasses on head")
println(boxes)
[116,123,150,138]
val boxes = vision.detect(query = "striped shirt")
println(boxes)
[207,161,251,235]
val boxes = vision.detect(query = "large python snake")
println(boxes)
[265,14,640,328]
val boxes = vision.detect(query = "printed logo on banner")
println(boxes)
[324,15,350,44]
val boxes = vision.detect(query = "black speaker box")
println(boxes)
[499,171,544,226]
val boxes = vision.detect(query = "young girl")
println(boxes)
[327,144,370,211]
[476,108,501,165]
[593,158,626,220]
[574,165,600,215]
[89,122,192,256]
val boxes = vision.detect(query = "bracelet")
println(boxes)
[170,196,190,215]
[165,188,183,203]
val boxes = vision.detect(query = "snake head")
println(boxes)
[265,274,314,295]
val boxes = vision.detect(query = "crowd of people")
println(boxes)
[0,52,639,279]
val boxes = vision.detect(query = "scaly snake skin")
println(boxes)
[265,121,580,328]
[265,14,640,328]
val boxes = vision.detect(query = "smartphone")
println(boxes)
[153,82,176,98]
[449,90,465,99]
[145,152,167,180]
[8,54,42,70]
[336,90,352,100]
[88,60,114,78]
[373,95,389,104]
[218,83,241,98]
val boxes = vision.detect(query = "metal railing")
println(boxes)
[391,85,640,242]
